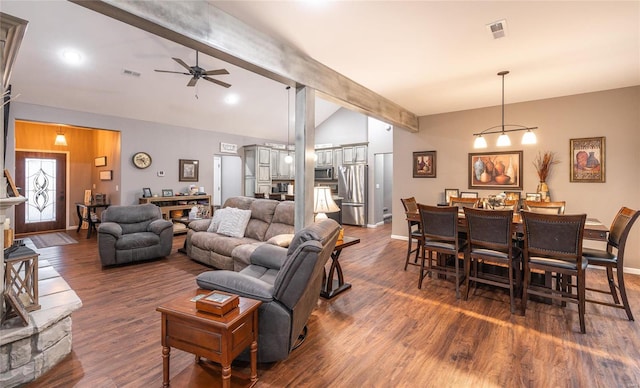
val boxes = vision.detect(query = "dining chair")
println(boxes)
[284,194,295,201]
[521,211,588,333]
[463,208,522,313]
[401,197,423,270]
[449,197,480,211]
[583,207,639,320]
[418,204,466,298]
[269,193,283,201]
[524,200,566,214]
[254,192,266,199]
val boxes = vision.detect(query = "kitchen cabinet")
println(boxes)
[244,145,272,196]
[342,144,367,164]
[271,149,295,179]
[315,148,333,167]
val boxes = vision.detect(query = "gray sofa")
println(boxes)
[186,197,295,271]
[97,204,173,266]
[196,218,341,363]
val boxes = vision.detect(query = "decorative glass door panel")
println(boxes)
[15,151,67,234]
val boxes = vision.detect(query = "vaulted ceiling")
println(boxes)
[3,1,638,141]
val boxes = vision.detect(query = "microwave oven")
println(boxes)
[314,167,334,181]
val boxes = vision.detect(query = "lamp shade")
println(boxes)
[521,130,537,145]
[54,133,67,146]
[313,186,339,218]
[473,136,488,149]
[496,132,511,147]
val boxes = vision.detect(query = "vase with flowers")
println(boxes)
[532,151,559,202]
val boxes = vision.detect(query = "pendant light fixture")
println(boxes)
[284,86,293,164]
[473,71,537,148]
[54,126,68,146]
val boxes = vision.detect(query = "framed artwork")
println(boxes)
[162,189,174,197]
[99,170,112,181]
[505,191,522,201]
[468,151,523,190]
[412,151,436,178]
[179,159,199,182]
[525,192,541,201]
[460,191,479,198]
[444,189,459,204]
[570,136,605,182]
[94,156,107,167]
[4,169,19,197]
[142,188,152,198]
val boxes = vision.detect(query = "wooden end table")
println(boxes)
[321,236,360,299]
[156,290,261,387]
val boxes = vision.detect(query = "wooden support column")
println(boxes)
[294,86,315,231]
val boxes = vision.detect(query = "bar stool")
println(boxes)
[401,197,422,270]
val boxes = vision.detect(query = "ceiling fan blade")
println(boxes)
[155,69,191,75]
[203,77,231,88]
[172,57,192,72]
[203,68,229,76]
[187,76,198,87]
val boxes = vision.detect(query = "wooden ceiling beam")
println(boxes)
[69,0,419,132]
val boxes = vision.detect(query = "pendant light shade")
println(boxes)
[472,71,537,148]
[54,127,67,146]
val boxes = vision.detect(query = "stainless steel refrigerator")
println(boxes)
[337,164,367,226]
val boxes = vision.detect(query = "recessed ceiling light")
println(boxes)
[224,94,239,105]
[60,48,84,66]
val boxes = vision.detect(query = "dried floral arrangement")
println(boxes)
[533,151,560,182]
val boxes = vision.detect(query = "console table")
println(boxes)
[139,194,211,235]
[75,202,110,239]
[321,236,360,299]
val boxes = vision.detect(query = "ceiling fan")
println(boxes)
[154,51,231,88]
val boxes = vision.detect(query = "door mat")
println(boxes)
[29,233,78,249]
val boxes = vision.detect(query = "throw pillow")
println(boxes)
[266,234,295,248]
[217,208,252,238]
[207,207,228,233]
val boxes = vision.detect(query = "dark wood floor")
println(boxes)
[23,223,640,387]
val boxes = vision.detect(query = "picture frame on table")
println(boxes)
[444,189,459,204]
[162,189,174,197]
[468,151,523,190]
[179,159,199,182]
[94,156,107,167]
[412,151,437,178]
[570,136,605,183]
[460,191,479,198]
[525,193,541,201]
[142,188,152,198]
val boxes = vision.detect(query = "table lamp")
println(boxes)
[313,186,339,221]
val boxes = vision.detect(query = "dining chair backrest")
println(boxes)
[254,192,266,199]
[401,197,419,213]
[607,207,640,251]
[418,204,459,243]
[449,197,480,211]
[524,200,566,215]
[464,208,514,252]
[521,211,586,261]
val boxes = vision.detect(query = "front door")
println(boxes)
[15,151,67,234]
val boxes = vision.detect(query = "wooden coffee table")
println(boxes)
[156,289,261,387]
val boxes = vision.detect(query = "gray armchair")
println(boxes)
[196,219,340,363]
[98,204,173,266]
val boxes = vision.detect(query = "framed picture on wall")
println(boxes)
[99,170,112,181]
[412,151,436,178]
[179,159,199,182]
[570,136,605,183]
[468,151,523,190]
[94,156,107,167]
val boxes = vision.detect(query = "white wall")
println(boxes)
[393,86,640,270]
[315,108,367,145]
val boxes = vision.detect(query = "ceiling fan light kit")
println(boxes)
[472,70,537,149]
[155,50,231,88]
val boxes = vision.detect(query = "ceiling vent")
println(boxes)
[122,69,141,78]
[487,19,507,39]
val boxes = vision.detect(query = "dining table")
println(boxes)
[405,210,609,242]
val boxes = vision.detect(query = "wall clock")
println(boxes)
[132,152,152,169]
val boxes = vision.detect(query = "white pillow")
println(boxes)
[266,234,295,247]
[207,208,228,233]
[216,208,252,238]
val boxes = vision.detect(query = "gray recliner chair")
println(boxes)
[98,204,173,266]
[196,219,340,363]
